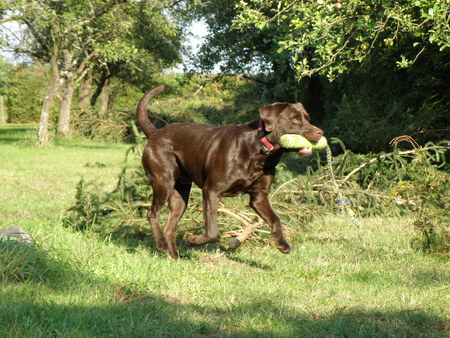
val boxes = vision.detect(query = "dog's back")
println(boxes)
[143,121,262,190]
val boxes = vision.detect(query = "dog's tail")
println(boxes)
[136,85,169,138]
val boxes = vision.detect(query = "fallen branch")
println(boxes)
[227,220,265,249]
[342,146,449,182]
[218,207,264,249]
[218,207,254,225]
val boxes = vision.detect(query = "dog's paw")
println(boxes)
[185,234,217,247]
[156,240,169,253]
[277,241,291,254]
[184,235,196,247]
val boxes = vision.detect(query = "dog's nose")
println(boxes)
[311,128,324,141]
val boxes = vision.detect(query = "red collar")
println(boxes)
[258,119,274,154]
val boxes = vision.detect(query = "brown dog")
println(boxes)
[137,85,324,258]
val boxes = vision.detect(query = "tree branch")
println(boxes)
[342,146,450,182]
[63,0,129,34]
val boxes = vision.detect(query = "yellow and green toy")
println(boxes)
[280,134,328,150]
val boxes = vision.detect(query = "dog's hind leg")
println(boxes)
[147,179,172,254]
[164,183,191,258]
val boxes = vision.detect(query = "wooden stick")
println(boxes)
[227,221,265,249]
[218,207,264,249]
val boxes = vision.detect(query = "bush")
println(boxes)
[70,74,268,142]
[411,218,449,258]
[71,110,136,143]
[7,64,51,123]
[321,50,450,153]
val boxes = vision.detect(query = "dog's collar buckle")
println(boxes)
[258,119,274,154]
[261,145,271,154]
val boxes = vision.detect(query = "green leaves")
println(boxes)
[1,0,184,78]
[231,0,450,80]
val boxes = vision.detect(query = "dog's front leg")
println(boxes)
[185,191,219,246]
[250,192,291,253]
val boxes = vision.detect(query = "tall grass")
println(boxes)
[0,125,448,337]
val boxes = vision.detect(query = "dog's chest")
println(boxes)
[220,157,271,196]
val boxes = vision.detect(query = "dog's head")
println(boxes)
[259,102,324,155]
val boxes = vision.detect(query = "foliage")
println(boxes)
[1,0,184,74]
[71,110,135,143]
[320,45,450,152]
[191,0,450,81]
[189,1,450,152]
[65,164,151,235]
[233,0,450,80]
[405,145,450,257]
[70,73,270,142]
[0,0,188,141]
[6,64,50,123]
[412,217,449,257]
[190,0,301,100]
[0,55,13,96]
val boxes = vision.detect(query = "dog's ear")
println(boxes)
[259,103,289,131]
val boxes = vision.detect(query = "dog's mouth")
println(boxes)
[298,148,313,156]
[279,133,326,156]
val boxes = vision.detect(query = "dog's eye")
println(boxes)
[292,118,302,124]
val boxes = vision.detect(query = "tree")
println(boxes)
[232,0,450,80]
[190,0,449,151]
[191,1,449,87]
[1,0,185,144]
[191,0,300,100]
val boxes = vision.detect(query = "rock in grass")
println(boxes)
[0,226,33,245]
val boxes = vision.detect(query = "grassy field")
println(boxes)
[0,125,448,337]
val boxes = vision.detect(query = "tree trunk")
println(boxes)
[78,68,92,110]
[108,84,119,110]
[0,96,5,124]
[98,78,110,114]
[38,51,60,146]
[90,70,110,107]
[57,78,75,137]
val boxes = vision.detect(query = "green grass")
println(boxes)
[0,125,448,337]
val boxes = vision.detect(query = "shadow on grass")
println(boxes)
[0,124,126,150]
[1,239,446,336]
[223,253,273,270]
[112,231,270,268]
[100,227,275,270]
[1,283,445,336]
[0,125,38,144]
[0,240,61,283]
